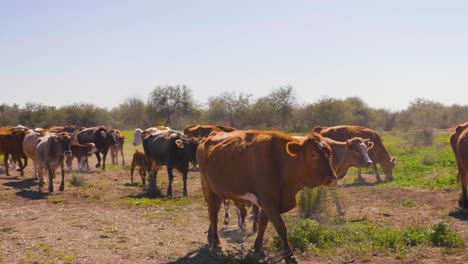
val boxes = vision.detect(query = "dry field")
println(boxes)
[1,143,467,264]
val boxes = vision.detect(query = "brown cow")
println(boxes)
[183,124,237,138]
[312,125,396,182]
[226,136,374,232]
[0,127,27,176]
[66,143,97,173]
[130,150,148,185]
[110,129,125,166]
[450,122,468,208]
[197,130,336,263]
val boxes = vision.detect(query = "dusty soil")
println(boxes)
[0,152,467,264]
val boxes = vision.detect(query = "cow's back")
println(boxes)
[451,123,468,170]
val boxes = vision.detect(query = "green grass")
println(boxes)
[23,242,75,263]
[69,173,86,187]
[370,132,459,190]
[121,192,204,209]
[271,219,465,261]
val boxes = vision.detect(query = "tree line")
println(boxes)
[1,85,467,133]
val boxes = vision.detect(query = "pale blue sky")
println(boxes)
[2,0,468,110]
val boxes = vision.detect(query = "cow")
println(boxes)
[197,130,337,263]
[450,122,468,208]
[224,136,374,232]
[66,143,98,173]
[0,127,27,176]
[312,125,396,182]
[183,124,237,138]
[132,126,170,146]
[110,129,125,166]
[22,129,50,178]
[142,130,198,197]
[35,132,72,192]
[76,126,116,170]
[130,150,148,185]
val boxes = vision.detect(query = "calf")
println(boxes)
[130,150,147,185]
[110,130,125,166]
[66,143,97,173]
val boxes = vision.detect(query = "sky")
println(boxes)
[1,0,468,111]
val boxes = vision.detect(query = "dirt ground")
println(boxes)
[0,152,467,264]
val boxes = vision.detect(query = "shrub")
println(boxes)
[408,129,434,147]
[430,222,465,248]
[69,174,86,187]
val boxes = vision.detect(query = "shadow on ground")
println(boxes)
[167,245,218,264]
[3,177,37,189]
[448,208,468,221]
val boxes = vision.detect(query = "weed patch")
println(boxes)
[22,242,75,263]
[69,174,86,187]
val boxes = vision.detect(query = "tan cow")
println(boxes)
[110,129,125,166]
[450,122,468,208]
[312,125,396,182]
[197,130,336,263]
[22,129,49,178]
[36,132,72,192]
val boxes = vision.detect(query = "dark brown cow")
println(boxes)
[450,122,468,208]
[77,126,116,170]
[110,129,125,166]
[130,150,148,185]
[0,127,27,176]
[66,143,97,173]
[183,124,237,138]
[312,125,396,182]
[197,130,336,263]
[36,132,72,192]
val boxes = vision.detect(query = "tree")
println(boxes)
[267,86,297,129]
[147,85,194,126]
[206,92,251,127]
[112,97,147,129]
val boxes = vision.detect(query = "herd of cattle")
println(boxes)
[1,122,467,263]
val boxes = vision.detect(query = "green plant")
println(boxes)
[430,222,465,248]
[400,198,416,207]
[69,173,86,187]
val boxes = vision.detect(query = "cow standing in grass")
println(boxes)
[313,125,396,182]
[143,130,198,197]
[197,130,336,264]
[450,122,468,208]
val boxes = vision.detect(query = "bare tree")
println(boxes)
[147,85,194,126]
[207,92,251,127]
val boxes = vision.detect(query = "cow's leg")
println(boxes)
[101,149,109,170]
[33,160,38,179]
[459,171,468,208]
[263,209,297,264]
[205,191,222,249]
[374,163,383,182]
[233,200,247,231]
[3,153,10,176]
[167,167,174,197]
[130,160,135,184]
[139,167,146,185]
[251,204,259,233]
[355,168,364,182]
[253,209,269,253]
[46,163,54,192]
[59,162,65,191]
[38,168,45,190]
[94,152,102,168]
[223,200,231,225]
[17,156,25,176]
[182,170,188,196]
[120,149,125,166]
[111,148,116,165]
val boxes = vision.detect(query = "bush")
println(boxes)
[408,129,434,147]
[430,222,465,248]
[69,174,86,187]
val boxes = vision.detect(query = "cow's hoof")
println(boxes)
[95,164,100,168]
[285,255,299,264]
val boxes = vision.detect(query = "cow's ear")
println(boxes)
[364,139,374,150]
[175,139,184,148]
[456,124,466,134]
[100,131,106,137]
[286,142,301,157]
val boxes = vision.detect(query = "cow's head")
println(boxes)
[286,133,337,187]
[175,137,199,165]
[133,128,143,146]
[57,132,72,156]
[345,137,374,170]
[381,157,396,180]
